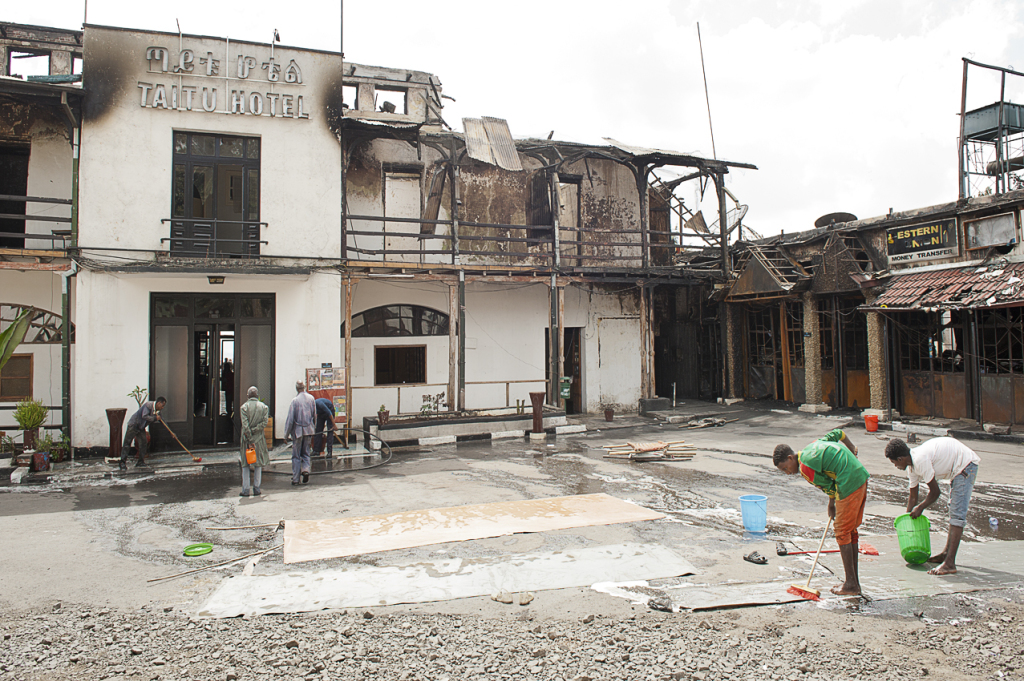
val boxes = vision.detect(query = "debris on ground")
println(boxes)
[680,417,738,429]
[603,441,695,462]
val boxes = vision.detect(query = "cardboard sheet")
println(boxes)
[282,493,664,564]
[200,543,695,618]
[663,539,1024,611]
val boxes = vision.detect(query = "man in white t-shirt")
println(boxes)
[885,437,981,575]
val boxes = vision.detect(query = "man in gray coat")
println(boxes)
[239,386,270,497]
[284,380,316,485]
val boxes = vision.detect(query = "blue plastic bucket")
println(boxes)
[739,494,768,532]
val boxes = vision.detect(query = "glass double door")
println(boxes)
[151,294,274,450]
[193,324,236,446]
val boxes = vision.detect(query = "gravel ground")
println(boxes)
[3,592,1024,681]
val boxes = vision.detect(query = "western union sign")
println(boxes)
[886,218,959,265]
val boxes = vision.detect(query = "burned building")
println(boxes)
[0,21,757,454]
[0,23,81,441]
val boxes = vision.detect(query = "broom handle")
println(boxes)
[804,516,833,589]
[162,419,195,458]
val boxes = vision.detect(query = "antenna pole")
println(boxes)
[697,23,717,160]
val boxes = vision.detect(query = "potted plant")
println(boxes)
[377,404,390,426]
[603,406,614,422]
[14,398,47,451]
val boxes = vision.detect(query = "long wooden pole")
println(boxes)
[162,420,201,462]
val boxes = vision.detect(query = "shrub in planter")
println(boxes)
[13,399,47,450]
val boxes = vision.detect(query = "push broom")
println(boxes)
[787,516,832,601]
[162,420,202,463]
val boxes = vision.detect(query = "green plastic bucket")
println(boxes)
[894,513,931,564]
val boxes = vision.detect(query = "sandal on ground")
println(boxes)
[744,551,768,565]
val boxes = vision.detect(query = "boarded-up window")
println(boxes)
[0,354,32,401]
[527,172,552,242]
[374,346,426,385]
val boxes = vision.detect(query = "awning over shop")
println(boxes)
[726,244,810,301]
[866,261,1024,310]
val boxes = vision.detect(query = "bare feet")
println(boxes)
[927,551,947,564]
[927,564,957,575]
[830,584,862,596]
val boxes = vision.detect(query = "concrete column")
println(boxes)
[863,290,889,415]
[49,50,72,76]
[798,291,830,413]
[723,302,743,400]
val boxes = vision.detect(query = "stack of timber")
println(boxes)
[603,440,696,463]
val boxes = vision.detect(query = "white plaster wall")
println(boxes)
[72,270,339,447]
[462,283,548,409]
[347,279,451,420]
[24,122,73,251]
[0,270,73,432]
[564,284,641,413]
[80,27,342,258]
[343,280,642,421]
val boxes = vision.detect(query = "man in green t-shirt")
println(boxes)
[774,429,869,596]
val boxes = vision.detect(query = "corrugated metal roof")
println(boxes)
[462,117,523,171]
[869,262,1024,310]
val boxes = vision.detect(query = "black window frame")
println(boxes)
[169,131,262,258]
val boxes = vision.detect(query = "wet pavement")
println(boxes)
[2,400,1023,623]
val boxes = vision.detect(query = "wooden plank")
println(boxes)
[0,261,70,271]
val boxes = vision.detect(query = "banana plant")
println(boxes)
[0,309,32,373]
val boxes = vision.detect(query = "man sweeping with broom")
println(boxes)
[774,429,868,596]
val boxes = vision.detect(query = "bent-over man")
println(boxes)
[774,429,868,596]
[284,381,316,485]
[313,397,336,458]
[885,437,980,575]
[120,397,166,470]
[239,386,270,497]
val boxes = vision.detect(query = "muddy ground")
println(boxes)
[2,405,1023,679]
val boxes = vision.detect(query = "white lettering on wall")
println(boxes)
[134,44,311,120]
[237,55,257,79]
[146,47,169,72]
[230,90,246,114]
[137,82,153,107]
[202,87,217,112]
[152,84,169,109]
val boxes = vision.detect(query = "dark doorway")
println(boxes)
[151,294,274,450]
[563,327,583,414]
[0,143,29,248]
[193,324,236,446]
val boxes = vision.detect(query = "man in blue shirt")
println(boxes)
[313,397,336,458]
[120,397,166,470]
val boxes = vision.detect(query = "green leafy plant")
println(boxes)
[0,309,32,374]
[13,399,47,430]
[128,386,148,408]
[379,404,387,413]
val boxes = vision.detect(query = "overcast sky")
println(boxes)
[8,0,1024,236]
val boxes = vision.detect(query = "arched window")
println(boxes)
[350,305,448,337]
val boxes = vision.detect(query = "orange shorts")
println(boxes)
[834,482,867,546]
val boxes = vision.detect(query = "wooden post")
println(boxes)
[639,284,649,399]
[557,283,565,408]
[458,270,466,410]
[549,274,559,404]
[648,286,656,399]
[448,281,458,412]
[344,277,353,445]
[779,301,793,402]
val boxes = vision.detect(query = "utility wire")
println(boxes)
[697,22,717,160]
